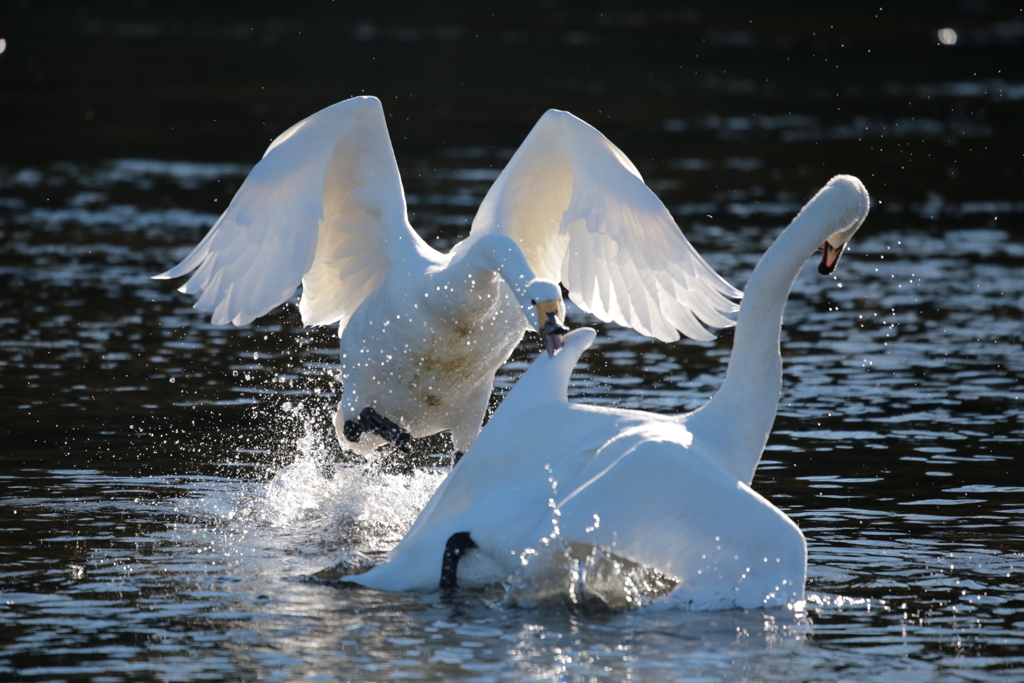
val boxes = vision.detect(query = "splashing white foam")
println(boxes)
[245,454,445,552]
[221,408,447,571]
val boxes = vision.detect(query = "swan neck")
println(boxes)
[458,233,538,306]
[692,212,826,483]
[730,221,817,372]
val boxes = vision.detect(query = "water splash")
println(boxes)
[504,538,679,613]
[239,425,447,557]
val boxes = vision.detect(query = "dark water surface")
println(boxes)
[2,3,1023,681]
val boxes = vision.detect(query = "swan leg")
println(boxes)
[439,531,477,591]
[345,407,414,454]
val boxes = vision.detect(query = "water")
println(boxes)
[3,4,1024,681]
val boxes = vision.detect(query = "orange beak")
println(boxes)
[819,241,846,275]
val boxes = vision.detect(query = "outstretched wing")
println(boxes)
[156,96,430,332]
[466,109,741,342]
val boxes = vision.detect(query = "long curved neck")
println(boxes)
[686,214,823,485]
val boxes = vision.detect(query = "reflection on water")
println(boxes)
[3,11,1024,667]
[2,148,1021,680]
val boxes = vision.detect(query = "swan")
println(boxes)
[344,175,871,610]
[155,96,740,455]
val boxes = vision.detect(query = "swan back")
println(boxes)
[351,323,808,606]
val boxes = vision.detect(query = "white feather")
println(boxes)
[157,97,742,453]
[464,109,742,342]
[158,96,424,332]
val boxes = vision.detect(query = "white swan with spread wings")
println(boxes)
[156,96,740,454]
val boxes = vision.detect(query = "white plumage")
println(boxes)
[346,176,871,611]
[157,96,740,453]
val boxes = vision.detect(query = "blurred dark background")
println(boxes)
[2,0,1021,205]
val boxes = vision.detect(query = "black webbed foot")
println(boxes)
[359,407,413,454]
[342,419,364,442]
[440,531,477,591]
[343,407,413,454]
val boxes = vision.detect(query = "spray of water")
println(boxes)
[498,466,680,612]
[238,401,447,566]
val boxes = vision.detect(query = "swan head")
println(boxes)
[815,175,870,275]
[525,280,567,356]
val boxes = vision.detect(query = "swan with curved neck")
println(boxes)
[687,174,867,483]
[345,175,871,610]
[156,96,740,455]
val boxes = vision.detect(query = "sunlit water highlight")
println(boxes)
[1,148,1022,680]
